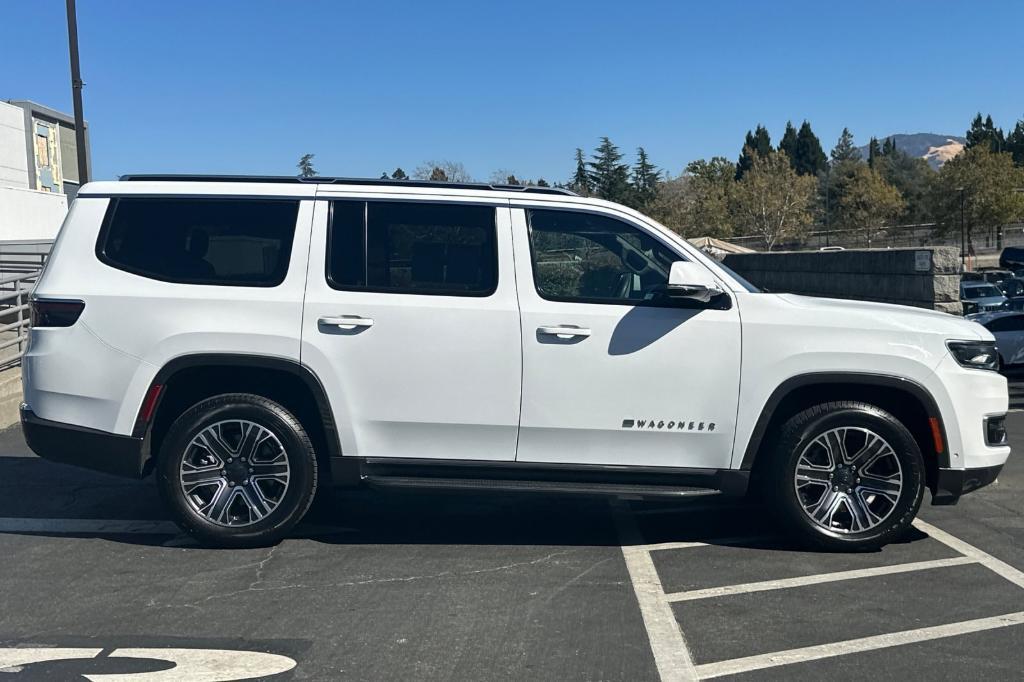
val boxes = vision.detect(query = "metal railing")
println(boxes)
[0,241,52,370]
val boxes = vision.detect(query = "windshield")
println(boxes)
[964,285,1002,299]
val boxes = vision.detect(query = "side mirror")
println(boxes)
[662,261,725,304]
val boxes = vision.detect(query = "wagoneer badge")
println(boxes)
[622,419,716,432]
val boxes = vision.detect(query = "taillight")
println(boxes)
[30,299,85,327]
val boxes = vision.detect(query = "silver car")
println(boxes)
[961,281,1009,314]
[967,311,1024,367]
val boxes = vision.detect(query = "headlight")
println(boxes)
[947,340,999,371]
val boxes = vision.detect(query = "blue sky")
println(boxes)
[2,1,1022,182]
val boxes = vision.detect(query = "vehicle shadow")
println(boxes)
[0,453,930,554]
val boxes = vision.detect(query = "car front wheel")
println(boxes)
[156,393,319,548]
[765,401,925,551]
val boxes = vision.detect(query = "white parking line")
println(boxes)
[616,501,1024,681]
[665,556,976,602]
[694,611,1024,679]
[913,518,1024,589]
[612,502,699,682]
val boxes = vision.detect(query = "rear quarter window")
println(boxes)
[96,198,299,286]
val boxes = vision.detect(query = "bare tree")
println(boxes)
[413,160,474,183]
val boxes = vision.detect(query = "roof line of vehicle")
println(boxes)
[117,174,577,197]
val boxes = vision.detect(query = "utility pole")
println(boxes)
[958,187,965,270]
[66,0,89,184]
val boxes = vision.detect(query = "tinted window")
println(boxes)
[98,198,298,286]
[963,285,1001,299]
[328,201,497,296]
[526,209,683,304]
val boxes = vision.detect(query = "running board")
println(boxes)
[362,475,722,498]
[353,459,750,498]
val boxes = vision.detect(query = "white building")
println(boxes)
[0,99,89,241]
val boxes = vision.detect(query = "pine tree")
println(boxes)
[391,167,408,180]
[735,125,772,179]
[630,147,660,209]
[536,178,550,187]
[429,167,448,182]
[1005,119,1024,167]
[882,136,897,155]
[966,113,1006,153]
[588,137,630,203]
[778,121,798,168]
[831,128,862,164]
[570,148,591,195]
[793,121,827,176]
[868,137,881,168]
[297,154,317,178]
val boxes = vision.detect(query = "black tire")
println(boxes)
[762,401,924,551]
[156,393,318,548]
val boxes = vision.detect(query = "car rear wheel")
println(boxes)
[156,393,318,548]
[764,401,924,551]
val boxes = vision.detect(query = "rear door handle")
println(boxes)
[538,325,591,338]
[319,315,374,330]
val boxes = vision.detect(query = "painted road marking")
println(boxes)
[0,517,355,536]
[612,501,699,682]
[913,517,1024,589]
[617,503,1024,681]
[664,556,976,602]
[0,647,297,681]
[694,612,1024,679]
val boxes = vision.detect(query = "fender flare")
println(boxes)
[739,372,949,470]
[136,353,343,463]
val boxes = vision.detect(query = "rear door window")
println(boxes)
[97,198,299,286]
[327,200,497,296]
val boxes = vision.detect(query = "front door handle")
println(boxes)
[538,325,591,338]
[319,315,374,330]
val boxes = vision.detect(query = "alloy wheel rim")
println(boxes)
[794,427,903,534]
[179,420,291,527]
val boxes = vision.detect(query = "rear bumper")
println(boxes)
[20,405,146,479]
[931,463,1004,505]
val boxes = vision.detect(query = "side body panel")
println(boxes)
[510,202,742,469]
[300,194,522,461]
[25,183,315,435]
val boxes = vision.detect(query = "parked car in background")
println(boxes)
[961,272,985,283]
[961,281,1010,315]
[999,246,1024,271]
[998,278,1024,298]
[967,311,1024,368]
[978,269,1014,284]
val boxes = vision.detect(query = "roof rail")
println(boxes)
[117,174,577,196]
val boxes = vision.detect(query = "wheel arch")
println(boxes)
[741,372,949,492]
[137,353,345,480]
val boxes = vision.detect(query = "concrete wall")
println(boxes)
[0,185,68,241]
[723,247,962,315]
[0,101,29,189]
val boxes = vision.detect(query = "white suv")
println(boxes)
[21,175,1010,550]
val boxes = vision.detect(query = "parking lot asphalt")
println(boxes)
[0,413,1023,680]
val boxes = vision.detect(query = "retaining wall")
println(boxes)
[723,247,961,315]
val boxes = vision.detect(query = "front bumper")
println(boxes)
[21,405,147,479]
[931,463,1004,505]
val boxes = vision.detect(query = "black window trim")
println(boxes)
[94,196,300,288]
[325,198,500,298]
[524,206,731,310]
